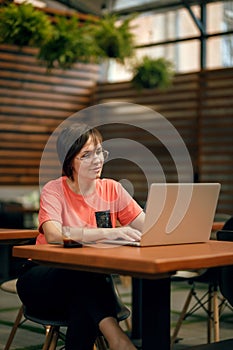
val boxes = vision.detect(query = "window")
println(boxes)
[101,1,233,82]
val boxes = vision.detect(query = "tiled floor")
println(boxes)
[170,281,233,349]
[0,278,232,349]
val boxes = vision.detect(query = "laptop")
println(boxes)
[102,183,221,247]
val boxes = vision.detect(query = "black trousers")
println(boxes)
[16,261,117,350]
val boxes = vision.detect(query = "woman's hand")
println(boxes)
[101,226,142,242]
[83,212,145,243]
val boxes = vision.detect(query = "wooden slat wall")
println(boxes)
[198,69,233,215]
[0,44,232,215]
[0,44,100,186]
[93,68,233,214]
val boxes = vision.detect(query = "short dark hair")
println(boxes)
[56,123,102,180]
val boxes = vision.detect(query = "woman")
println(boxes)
[17,123,145,350]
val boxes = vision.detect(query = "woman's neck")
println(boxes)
[66,177,96,196]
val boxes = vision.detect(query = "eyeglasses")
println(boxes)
[75,149,109,163]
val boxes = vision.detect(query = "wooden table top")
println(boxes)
[13,240,233,279]
[0,229,38,244]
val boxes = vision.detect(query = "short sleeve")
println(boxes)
[38,180,63,233]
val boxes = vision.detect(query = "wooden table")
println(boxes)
[13,241,233,350]
[0,229,38,244]
[0,229,38,280]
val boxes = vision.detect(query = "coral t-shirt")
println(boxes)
[37,177,142,244]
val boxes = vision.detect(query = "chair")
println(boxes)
[216,217,233,312]
[171,268,221,348]
[171,215,232,348]
[0,237,37,350]
[184,217,233,350]
[0,279,25,350]
[2,275,130,350]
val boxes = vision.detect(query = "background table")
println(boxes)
[0,229,38,245]
[0,229,38,281]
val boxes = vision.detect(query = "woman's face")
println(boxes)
[72,136,104,181]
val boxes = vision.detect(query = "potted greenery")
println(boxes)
[131,56,175,89]
[38,15,98,69]
[0,3,136,70]
[89,14,136,64]
[0,2,52,47]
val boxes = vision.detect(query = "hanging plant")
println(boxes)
[89,14,137,64]
[0,2,52,47]
[131,56,175,90]
[0,3,136,70]
[38,15,98,69]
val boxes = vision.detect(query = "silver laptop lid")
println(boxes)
[141,183,221,246]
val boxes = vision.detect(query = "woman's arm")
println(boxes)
[129,211,145,232]
[42,221,63,243]
[42,216,143,244]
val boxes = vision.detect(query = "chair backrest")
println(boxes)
[0,201,24,228]
[220,216,233,231]
[216,216,233,307]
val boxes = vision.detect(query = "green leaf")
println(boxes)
[0,3,52,47]
[132,56,175,90]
